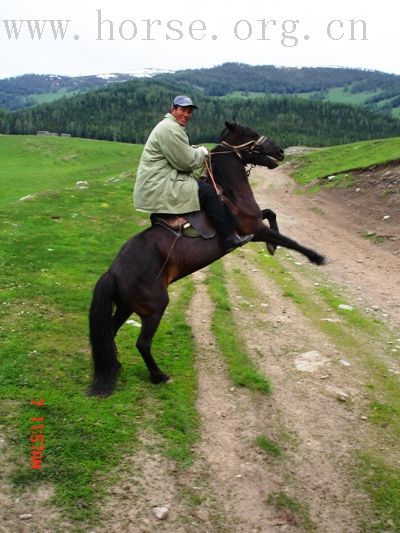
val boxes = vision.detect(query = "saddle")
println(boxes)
[150,211,216,239]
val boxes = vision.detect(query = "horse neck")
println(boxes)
[211,150,252,202]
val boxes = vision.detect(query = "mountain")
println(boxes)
[1,78,400,147]
[0,69,174,110]
[154,63,400,117]
[2,63,400,117]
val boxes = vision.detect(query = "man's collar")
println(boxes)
[165,112,183,127]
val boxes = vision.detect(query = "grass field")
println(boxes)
[0,135,139,203]
[22,89,82,107]
[225,88,400,118]
[290,136,400,184]
[324,87,378,106]
[0,135,203,521]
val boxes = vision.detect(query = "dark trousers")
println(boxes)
[198,181,237,240]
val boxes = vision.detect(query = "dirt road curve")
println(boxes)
[255,163,400,329]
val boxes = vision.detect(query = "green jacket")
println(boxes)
[134,113,206,214]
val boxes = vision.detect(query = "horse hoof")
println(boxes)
[87,384,114,398]
[316,254,327,266]
[87,375,118,398]
[266,243,276,256]
[150,372,171,384]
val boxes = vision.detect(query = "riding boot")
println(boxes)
[198,181,253,251]
[223,233,254,252]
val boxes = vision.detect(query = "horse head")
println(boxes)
[220,121,285,169]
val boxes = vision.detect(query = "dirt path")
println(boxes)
[188,270,298,532]
[253,164,400,330]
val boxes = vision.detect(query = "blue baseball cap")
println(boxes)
[172,95,198,109]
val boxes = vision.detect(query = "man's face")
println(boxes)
[171,105,193,126]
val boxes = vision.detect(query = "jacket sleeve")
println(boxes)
[157,125,205,173]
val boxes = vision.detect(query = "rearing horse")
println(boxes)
[88,122,325,397]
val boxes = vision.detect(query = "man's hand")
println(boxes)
[197,146,209,156]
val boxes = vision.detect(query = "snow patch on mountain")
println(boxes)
[96,68,174,80]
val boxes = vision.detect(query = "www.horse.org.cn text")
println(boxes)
[1,12,368,46]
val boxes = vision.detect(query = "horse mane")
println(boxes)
[219,122,260,144]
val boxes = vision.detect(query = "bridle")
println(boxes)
[220,135,268,159]
[204,135,270,192]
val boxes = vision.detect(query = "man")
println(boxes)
[133,95,253,251]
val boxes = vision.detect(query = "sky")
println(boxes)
[1,0,399,79]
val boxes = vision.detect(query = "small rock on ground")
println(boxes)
[152,506,169,520]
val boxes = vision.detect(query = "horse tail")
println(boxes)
[87,271,121,397]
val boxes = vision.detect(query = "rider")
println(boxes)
[133,95,253,252]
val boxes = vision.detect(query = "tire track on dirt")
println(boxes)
[188,270,299,533]
[224,251,370,532]
[272,250,400,377]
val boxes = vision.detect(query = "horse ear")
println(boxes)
[225,121,235,130]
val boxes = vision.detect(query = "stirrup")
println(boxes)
[224,233,254,252]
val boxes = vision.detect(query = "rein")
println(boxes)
[220,135,267,159]
[202,135,266,196]
[203,155,222,198]
[155,228,182,280]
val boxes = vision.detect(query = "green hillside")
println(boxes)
[0,135,141,203]
[290,136,400,184]
[0,73,144,110]
[318,87,378,106]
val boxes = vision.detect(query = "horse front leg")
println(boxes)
[253,223,326,265]
[136,293,171,384]
[261,208,279,256]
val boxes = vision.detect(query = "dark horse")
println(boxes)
[88,121,325,397]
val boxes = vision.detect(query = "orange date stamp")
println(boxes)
[30,399,45,470]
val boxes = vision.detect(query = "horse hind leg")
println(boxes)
[261,208,279,256]
[108,305,132,368]
[136,292,171,384]
[112,305,132,336]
